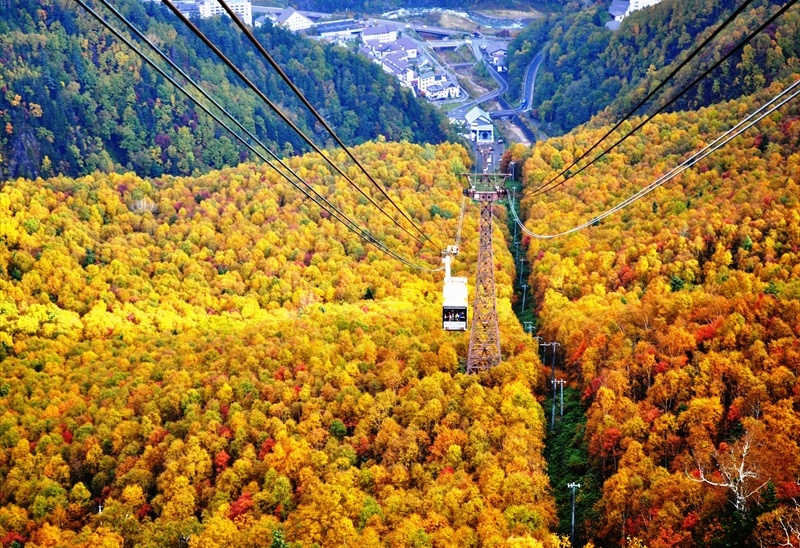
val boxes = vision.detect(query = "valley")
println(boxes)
[1,0,800,546]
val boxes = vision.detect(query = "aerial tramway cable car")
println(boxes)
[442,245,468,331]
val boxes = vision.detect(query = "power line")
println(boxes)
[215,0,438,253]
[75,0,443,273]
[159,0,439,253]
[510,77,800,238]
[526,0,798,198]
[528,0,758,196]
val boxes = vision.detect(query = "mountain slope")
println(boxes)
[0,141,562,546]
[0,0,453,180]
[507,0,800,134]
[504,77,800,545]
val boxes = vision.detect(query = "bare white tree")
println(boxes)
[756,502,800,548]
[777,509,800,547]
[689,431,769,514]
[130,197,158,214]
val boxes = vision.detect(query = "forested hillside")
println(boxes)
[507,0,800,134]
[0,0,452,181]
[0,140,564,546]
[504,75,800,545]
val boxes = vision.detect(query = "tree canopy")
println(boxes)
[0,140,564,546]
[0,0,454,181]
[505,73,800,545]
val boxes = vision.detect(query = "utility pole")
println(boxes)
[464,149,508,374]
[550,341,561,380]
[568,482,581,545]
[513,218,518,244]
[550,341,560,429]
[555,379,566,415]
[521,283,528,316]
[518,257,526,286]
[524,321,533,333]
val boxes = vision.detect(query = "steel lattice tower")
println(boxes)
[464,155,507,374]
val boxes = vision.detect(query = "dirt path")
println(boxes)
[475,9,545,19]
[498,119,531,146]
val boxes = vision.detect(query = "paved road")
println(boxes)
[413,26,459,38]
[450,40,548,123]
[522,48,546,110]
[256,11,459,38]
[368,17,459,38]
[429,40,468,49]
[449,42,510,118]
[251,6,332,19]
[489,48,545,118]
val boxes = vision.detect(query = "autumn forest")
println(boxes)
[2,0,800,546]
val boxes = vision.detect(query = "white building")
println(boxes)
[484,43,507,70]
[196,0,252,26]
[607,0,663,25]
[316,19,364,42]
[426,80,460,100]
[417,72,460,99]
[395,36,418,59]
[609,0,629,21]
[362,24,398,44]
[276,7,314,32]
[381,53,416,88]
[173,0,252,26]
[465,106,493,142]
[627,0,662,14]
[417,71,440,93]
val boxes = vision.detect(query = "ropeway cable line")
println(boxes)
[527,0,759,196]
[159,0,440,254]
[526,0,799,198]
[75,0,445,273]
[510,77,800,238]
[213,0,438,254]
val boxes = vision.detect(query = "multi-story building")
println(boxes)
[362,24,398,44]
[195,0,252,26]
[359,33,424,89]
[606,0,663,28]
[394,36,418,58]
[465,106,493,142]
[381,53,416,88]
[425,80,460,100]
[276,7,314,32]
[316,19,364,42]
[417,71,460,99]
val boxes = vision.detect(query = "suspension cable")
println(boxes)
[455,195,467,248]
[511,78,800,238]
[526,0,798,198]
[76,0,443,273]
[215,0,439,253]
[159,0,439,253]
[529,0,758,196]
[78,0,363,251]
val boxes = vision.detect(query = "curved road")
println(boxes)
[450,45,545,123]
[490,48,545,119]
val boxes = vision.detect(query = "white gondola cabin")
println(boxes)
[442,245,468,331]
